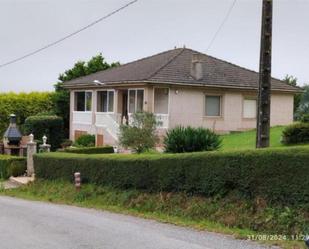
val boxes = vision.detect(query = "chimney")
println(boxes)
[190,53,203,80]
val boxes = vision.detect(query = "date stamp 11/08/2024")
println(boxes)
[247,234,309,242]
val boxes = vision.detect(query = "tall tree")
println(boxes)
[53,54,120,138]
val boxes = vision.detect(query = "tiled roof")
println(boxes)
[64,48,300,92]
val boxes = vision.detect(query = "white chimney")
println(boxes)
[190,53,203,80]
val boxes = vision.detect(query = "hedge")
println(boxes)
[33,146,309,206]
[63,146,114,154]
[0,92,54,135]
[0,156,27,179]
[24,115,64,150]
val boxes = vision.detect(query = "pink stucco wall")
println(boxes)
[168,86,294,133]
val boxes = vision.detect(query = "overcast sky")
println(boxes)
[0,0,308,92]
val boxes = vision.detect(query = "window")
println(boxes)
[243,98,257,118]
[205,95,221,117]
[154,88,169,114]
[128,89,144,113]
[97,91,114,113]
[75,91,92,111]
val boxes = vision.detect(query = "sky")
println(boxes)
[0,0,308,92]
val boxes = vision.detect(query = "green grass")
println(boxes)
[0,180,307,249]
[220,126,285,151]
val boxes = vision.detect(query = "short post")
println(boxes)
[39,135,51,153]
[74,172,81,191]
[27,134,37,177]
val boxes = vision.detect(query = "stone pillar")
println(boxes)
[39,135,51,153]
[27,134,37,177]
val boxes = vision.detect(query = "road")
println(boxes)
[0,196,279,249]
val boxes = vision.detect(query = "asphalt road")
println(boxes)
[0,196,279,249]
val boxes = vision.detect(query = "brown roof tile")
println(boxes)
[64,48,300,92]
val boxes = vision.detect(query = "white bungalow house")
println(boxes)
[63,47,300,146]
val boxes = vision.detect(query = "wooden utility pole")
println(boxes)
[256,0,273,148]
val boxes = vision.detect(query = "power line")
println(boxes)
[206,0,237,52]
[0,0,138,69]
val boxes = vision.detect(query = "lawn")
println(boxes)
[220,126,285,151]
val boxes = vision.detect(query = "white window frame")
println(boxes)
[243,97,257,119]
[74,90,93,112]
[128,88,145,114]
[205,95,222,117]
[153,87,170,115]
[96,90,115,114]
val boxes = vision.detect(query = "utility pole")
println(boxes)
[256,0,273,148]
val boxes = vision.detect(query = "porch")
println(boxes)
[71,87,170,143]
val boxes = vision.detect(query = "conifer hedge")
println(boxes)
[34,146,309,206]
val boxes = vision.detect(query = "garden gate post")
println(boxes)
[27,134,37,177]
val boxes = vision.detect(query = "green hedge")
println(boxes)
[0,156,27,179]
[0,92,54,135]
[24,115,64,150]
[63,146,114,154]
[34,146,309,206]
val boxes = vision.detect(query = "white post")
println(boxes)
[27,134,37,177]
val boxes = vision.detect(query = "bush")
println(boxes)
[64,146,114,154]
[0,92,54,136]
[300,114,309,123]
[0,156,26,179]
[74,134,95,147]
[34,146,309,206]
[119,112,158,153]
[24,115,64,150]
[7,160,27,177]
[164,126,221,153]
[282,123,309,145]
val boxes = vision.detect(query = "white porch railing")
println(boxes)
[155,114,169,129]
[72,111,92,125]
[95,113,121,140]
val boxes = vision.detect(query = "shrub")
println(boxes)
[34,146,309,206]
[119,112,158,153]
[7,160,27,177]
[64,146,114,154]
[24,115,64,150]
[164,126,221,153]
[0,92,54,136]
[60,139,73,148]
[0,156,26,179]
[282,123,309,145]
[74,134,95,147]
[300,114,309,123]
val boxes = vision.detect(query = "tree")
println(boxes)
[53,54,120,138]
[284,75,301,115]
[295,84,309,120]
[119,112,159,153]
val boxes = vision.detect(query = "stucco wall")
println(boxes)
[168,87,294,133]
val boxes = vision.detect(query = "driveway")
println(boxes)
[0,196,279,249]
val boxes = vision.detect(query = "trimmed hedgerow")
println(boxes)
[0,156,26,179]
[282,123,309,145]
[64,146,114,154]
[34,146,309,206]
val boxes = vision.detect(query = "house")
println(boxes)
[63,47,300,146]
